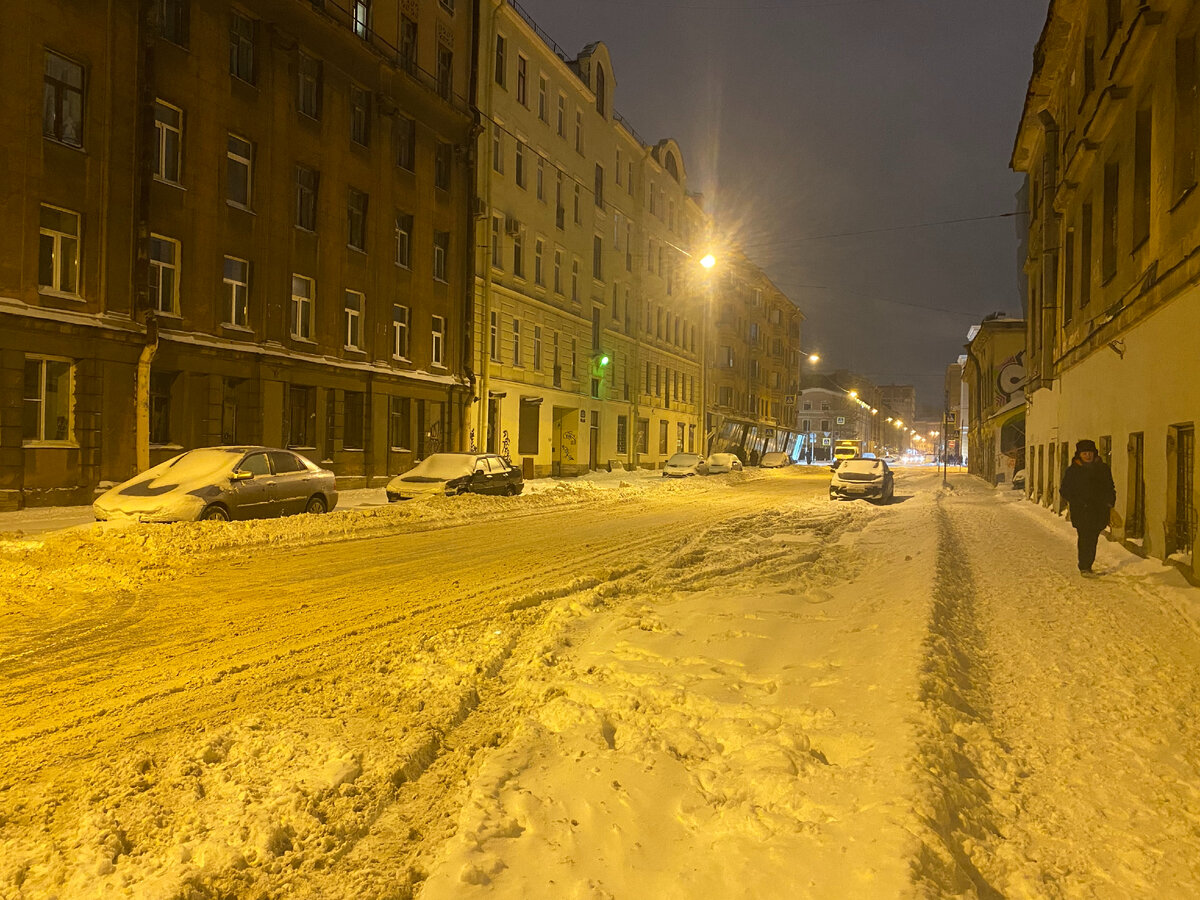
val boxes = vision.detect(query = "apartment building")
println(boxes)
[707,254,807,462]
[473,0,717,475]
[798,371,883,462]
[1012,0,1198,569]
[963,316,1026,485]
[1,0,473,508]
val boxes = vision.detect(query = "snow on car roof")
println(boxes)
[404,453,479,480]
[838,458,884,474]
[121,447,245,491]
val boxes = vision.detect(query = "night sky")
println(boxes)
[514,0,1049,409]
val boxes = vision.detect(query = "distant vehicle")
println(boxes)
[759,452,793,468]
[386,453,522,500]
[829,457,895,503]
[662,452,704,477]
[703,452,744,475]
[1012,468,1027,490]
[833,441,862,461]
[93,446,337,522]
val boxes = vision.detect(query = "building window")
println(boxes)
[557,94,565,137]
[517,56,528,105]
[400,15,417,74]
[389,396,410,450]
[494,34,507,87]
[43,50,84,147]
[343,391,365,450]
[515,141,526,188]
[595,163,604,207]
[433,231,449,281]
[489,310,500,361]
[571,337,577,377]
[491,215,503,269]
[348,188,368,251]
[394,213,412,267]
[492,129,504,173]
[513,230,525,278]
[159,0,190,46]
[154,100,183,184]
[593,235,603,280]
[149,234,180,314]
[435,141,451,190]
[1102,159,1119,283]
[290,274,314,340]
[536,157,545,201]
[23,356,73,444]
[149,371,174,445]
[553,249,563,293]
[533,325,542,370]
[574,109,583,153]
[538,75,548,121]
[436,46,452,100]
[38,205,80,295]
[392,304,410,359]
[350,84,370,146]
[296,166,318,230]
[571,259,579,301]
[431,315,445,365]
[344,290,363,349]
[534,238,544,285]
[352,0,370,39]
[223,256,249,327]
[395,115,415,170]
[229,12,255,83]
[298,52,322,119]
[512,318,522,366]
[595,64,606,115]
[659,420,669,454]
[226,133,252,207]
[616,415,628,454]
[574,184,581,223]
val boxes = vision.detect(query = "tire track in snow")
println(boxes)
[909,492,1007,898]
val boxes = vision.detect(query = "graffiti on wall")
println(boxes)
[561,429,577,463]
[501,429,511,463]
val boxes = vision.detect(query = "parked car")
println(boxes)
[759,452,793,468]
[93,446,338,522]
[386,452,522,500]
[662,452,705,477]
[703,452,744,475]
[829,457,895,503]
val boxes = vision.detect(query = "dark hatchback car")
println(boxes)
[386,453,524,501]
[93,446,338,522]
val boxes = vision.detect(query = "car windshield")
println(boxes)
[120,448,243,492]
[666,454,700,466]
[403,454,476,481]
[838,459,884,476]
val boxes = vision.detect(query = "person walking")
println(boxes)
[1059,438,1116,574]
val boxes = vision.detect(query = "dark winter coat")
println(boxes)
[1060,457,1116,533]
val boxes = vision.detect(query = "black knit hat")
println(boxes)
[1075,439,1098,454]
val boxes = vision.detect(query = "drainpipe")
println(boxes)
[474,0,499,454]
[133,0,157,473]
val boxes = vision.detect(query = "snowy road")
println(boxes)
[3,468,1200,899]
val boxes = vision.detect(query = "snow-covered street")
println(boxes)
[2,468,1199,899]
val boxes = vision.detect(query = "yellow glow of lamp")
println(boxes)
[699,253,716,269]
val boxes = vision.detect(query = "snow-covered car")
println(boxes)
[703,452,744,475]
[93,446,338,522]
[386,453,522,500]
[829,457,894,503]
[759,452,793,468]
[662,452,704,477]
[1012,468,1027,490]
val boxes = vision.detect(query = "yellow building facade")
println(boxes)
[1013,0,1200,569]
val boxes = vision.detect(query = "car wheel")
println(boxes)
[504,483,518,496]
[305,495,327,515]
[200,504,230,522]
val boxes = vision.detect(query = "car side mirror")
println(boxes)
[231,470,254,481]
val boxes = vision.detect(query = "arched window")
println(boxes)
[595,65,606,116]
[664,151,679,181]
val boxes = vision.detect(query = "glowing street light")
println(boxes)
[699,253,716,269]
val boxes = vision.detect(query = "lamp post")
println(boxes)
[698,253,716,455]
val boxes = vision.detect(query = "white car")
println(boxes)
[386,453,523,500]
[662,452,704,477]
[703,452,744,475]
[829,457,894,503]
[93,446,338,522]
[759,452,793,468]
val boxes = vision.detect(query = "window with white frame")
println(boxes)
[229,11,255,83]
[431,314,445,365]
[394,212,412,267]
[23,355,74,444]
[556,94,565,137]
[223,255,249,326]
[227,133,252,207]
[536,156,545,201]
[538,75,547,121]
[43,50,84,147]
[492,129,503,173]
[489,310,500,361]
[513,230,524,278]
[352,0,370,39]
[553,248,562,293]
[516,55,527,105]
[571,259,579,301]
[154,100,182,184]
[533,324,542,370]
[494,34,506,86]
[511,318,522,366]
[574,109,583,152]
[290,273,314,340]
[159,0,190,46]
[433,231,448,281]
[491,215,503,269]
[38,205,80,295]
[344,290,363,349]
[149,234,180,314]
[515,141,526,188]
[392,304,410,359]
[534,238,544,285]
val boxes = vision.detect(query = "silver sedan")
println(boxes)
[93,446,338,522]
